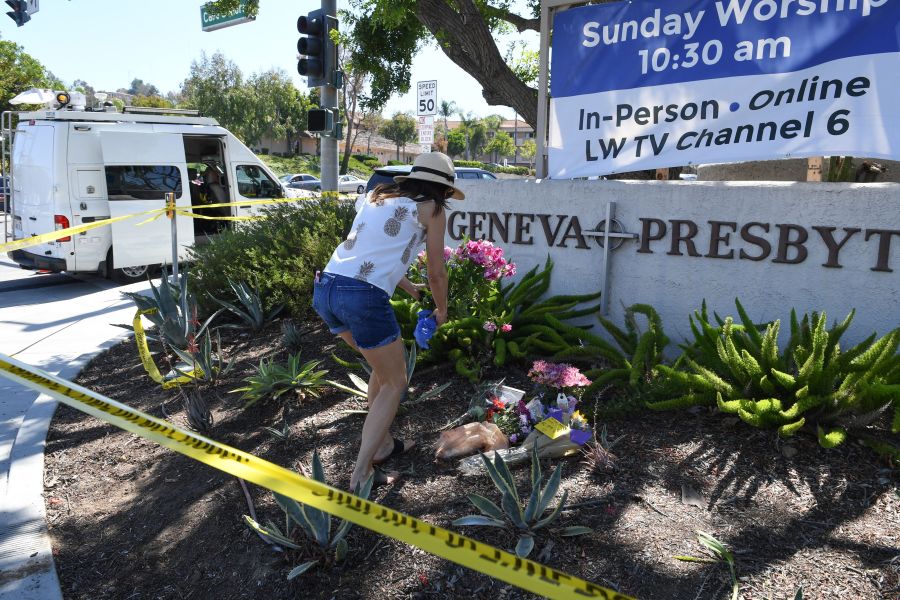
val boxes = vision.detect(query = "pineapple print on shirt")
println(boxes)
[343,222,365,251]
[400,231,422,264]
[355,260,375,281]
[384,206,409,236]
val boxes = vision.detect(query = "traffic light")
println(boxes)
[297,8,337,89]
[5,0,30,27]
[307,108,334,134]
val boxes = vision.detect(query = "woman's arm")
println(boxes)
[422,206,449,325]
[397,276,424,300]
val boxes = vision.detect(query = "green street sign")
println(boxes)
[201,1,255,32]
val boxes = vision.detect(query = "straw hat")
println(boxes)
[394,152,465,200]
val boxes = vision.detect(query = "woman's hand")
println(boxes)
[409,282,427,301]
[399,276,426,300]
[432,308,447,326]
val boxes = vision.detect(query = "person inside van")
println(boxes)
[196,166,230,233]
[187,168,202,206]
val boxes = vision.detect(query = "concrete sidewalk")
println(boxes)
[0,259,150,599]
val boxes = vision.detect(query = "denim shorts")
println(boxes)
[312,272,400,350]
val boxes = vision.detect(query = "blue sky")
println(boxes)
[0,1,537,119]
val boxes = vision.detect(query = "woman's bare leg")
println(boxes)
[336,331,408,465]
[349,337,408,491]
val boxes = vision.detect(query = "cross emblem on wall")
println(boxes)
[581,202,638,315]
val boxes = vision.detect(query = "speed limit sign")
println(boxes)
[417,80,437,116]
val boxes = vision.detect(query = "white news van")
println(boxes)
[3,101,301,282]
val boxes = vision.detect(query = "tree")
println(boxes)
[242,69,309,150]
[180,51,248,140]
[131,94,174,108]
[446,128,467,158]
[456,110,476,160]
[358,111,384,156]
[467,121,488,161]
[347,0,546,127]
[438,99,456,134]
[485,131,515,163]
[123,78,160,97]
[335,35,372,174]
[205,0,588,128]
[520,138,536,167]
[0,38,58,113]
[379,112,417,162]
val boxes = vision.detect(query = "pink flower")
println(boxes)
[483,321,498,332]
[501,323,512,333]
[443,246,452,261]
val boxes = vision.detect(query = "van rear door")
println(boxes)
[100,131,193,269]
[12,124,67,262]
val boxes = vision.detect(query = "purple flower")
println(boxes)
[483,321,497,332]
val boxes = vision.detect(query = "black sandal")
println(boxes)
[372,437,414,465]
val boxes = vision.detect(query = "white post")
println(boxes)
[536,1,551,178]
[166,192,178,281]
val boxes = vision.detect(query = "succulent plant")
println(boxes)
[452,445,591,558]
[244,450,374,579]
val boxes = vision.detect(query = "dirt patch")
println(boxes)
[44,320,899,599]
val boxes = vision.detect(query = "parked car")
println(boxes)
[280,173,319,186]
[286,174,322,192]
[365,165,496,192]
[338,174,366,194]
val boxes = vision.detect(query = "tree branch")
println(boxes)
[415,0,538,127]
[484,3,539,32]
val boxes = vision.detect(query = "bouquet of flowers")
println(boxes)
[485,361,593,447]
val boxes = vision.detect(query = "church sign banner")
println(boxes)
[548,0,900,178]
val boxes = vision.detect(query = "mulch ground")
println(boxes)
[43,319,899,600]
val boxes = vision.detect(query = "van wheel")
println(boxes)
[105,249,151,284]
[356,185,364,194]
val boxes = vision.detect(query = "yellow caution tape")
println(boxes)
[0,352,632,600]
[0,197,310,254]
[133,309,204,389]
[0,207,168,253]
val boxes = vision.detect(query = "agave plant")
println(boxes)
[169,329,233,387]
[281,320,305,353]
[244,450,374,580]
[452,445,591,558]
[232,352,329,408]
[122,267,220,351]
[213,278,283,331]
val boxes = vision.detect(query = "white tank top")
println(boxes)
[324,194,427,294]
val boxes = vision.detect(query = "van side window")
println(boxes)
[105,165,182,201]
[236,165,282,199]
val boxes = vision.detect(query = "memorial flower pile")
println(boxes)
[483,362,594,446]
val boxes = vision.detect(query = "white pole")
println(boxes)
[166,192,178,281]
[536,1,551,178]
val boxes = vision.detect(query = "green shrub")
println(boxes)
[453,160,485,168]
[352,153,376,162]
[387,159,405,166]
[649,299,900,450]
[188,200,355,318]
[363,158,382,169]
[494,166,531,175]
